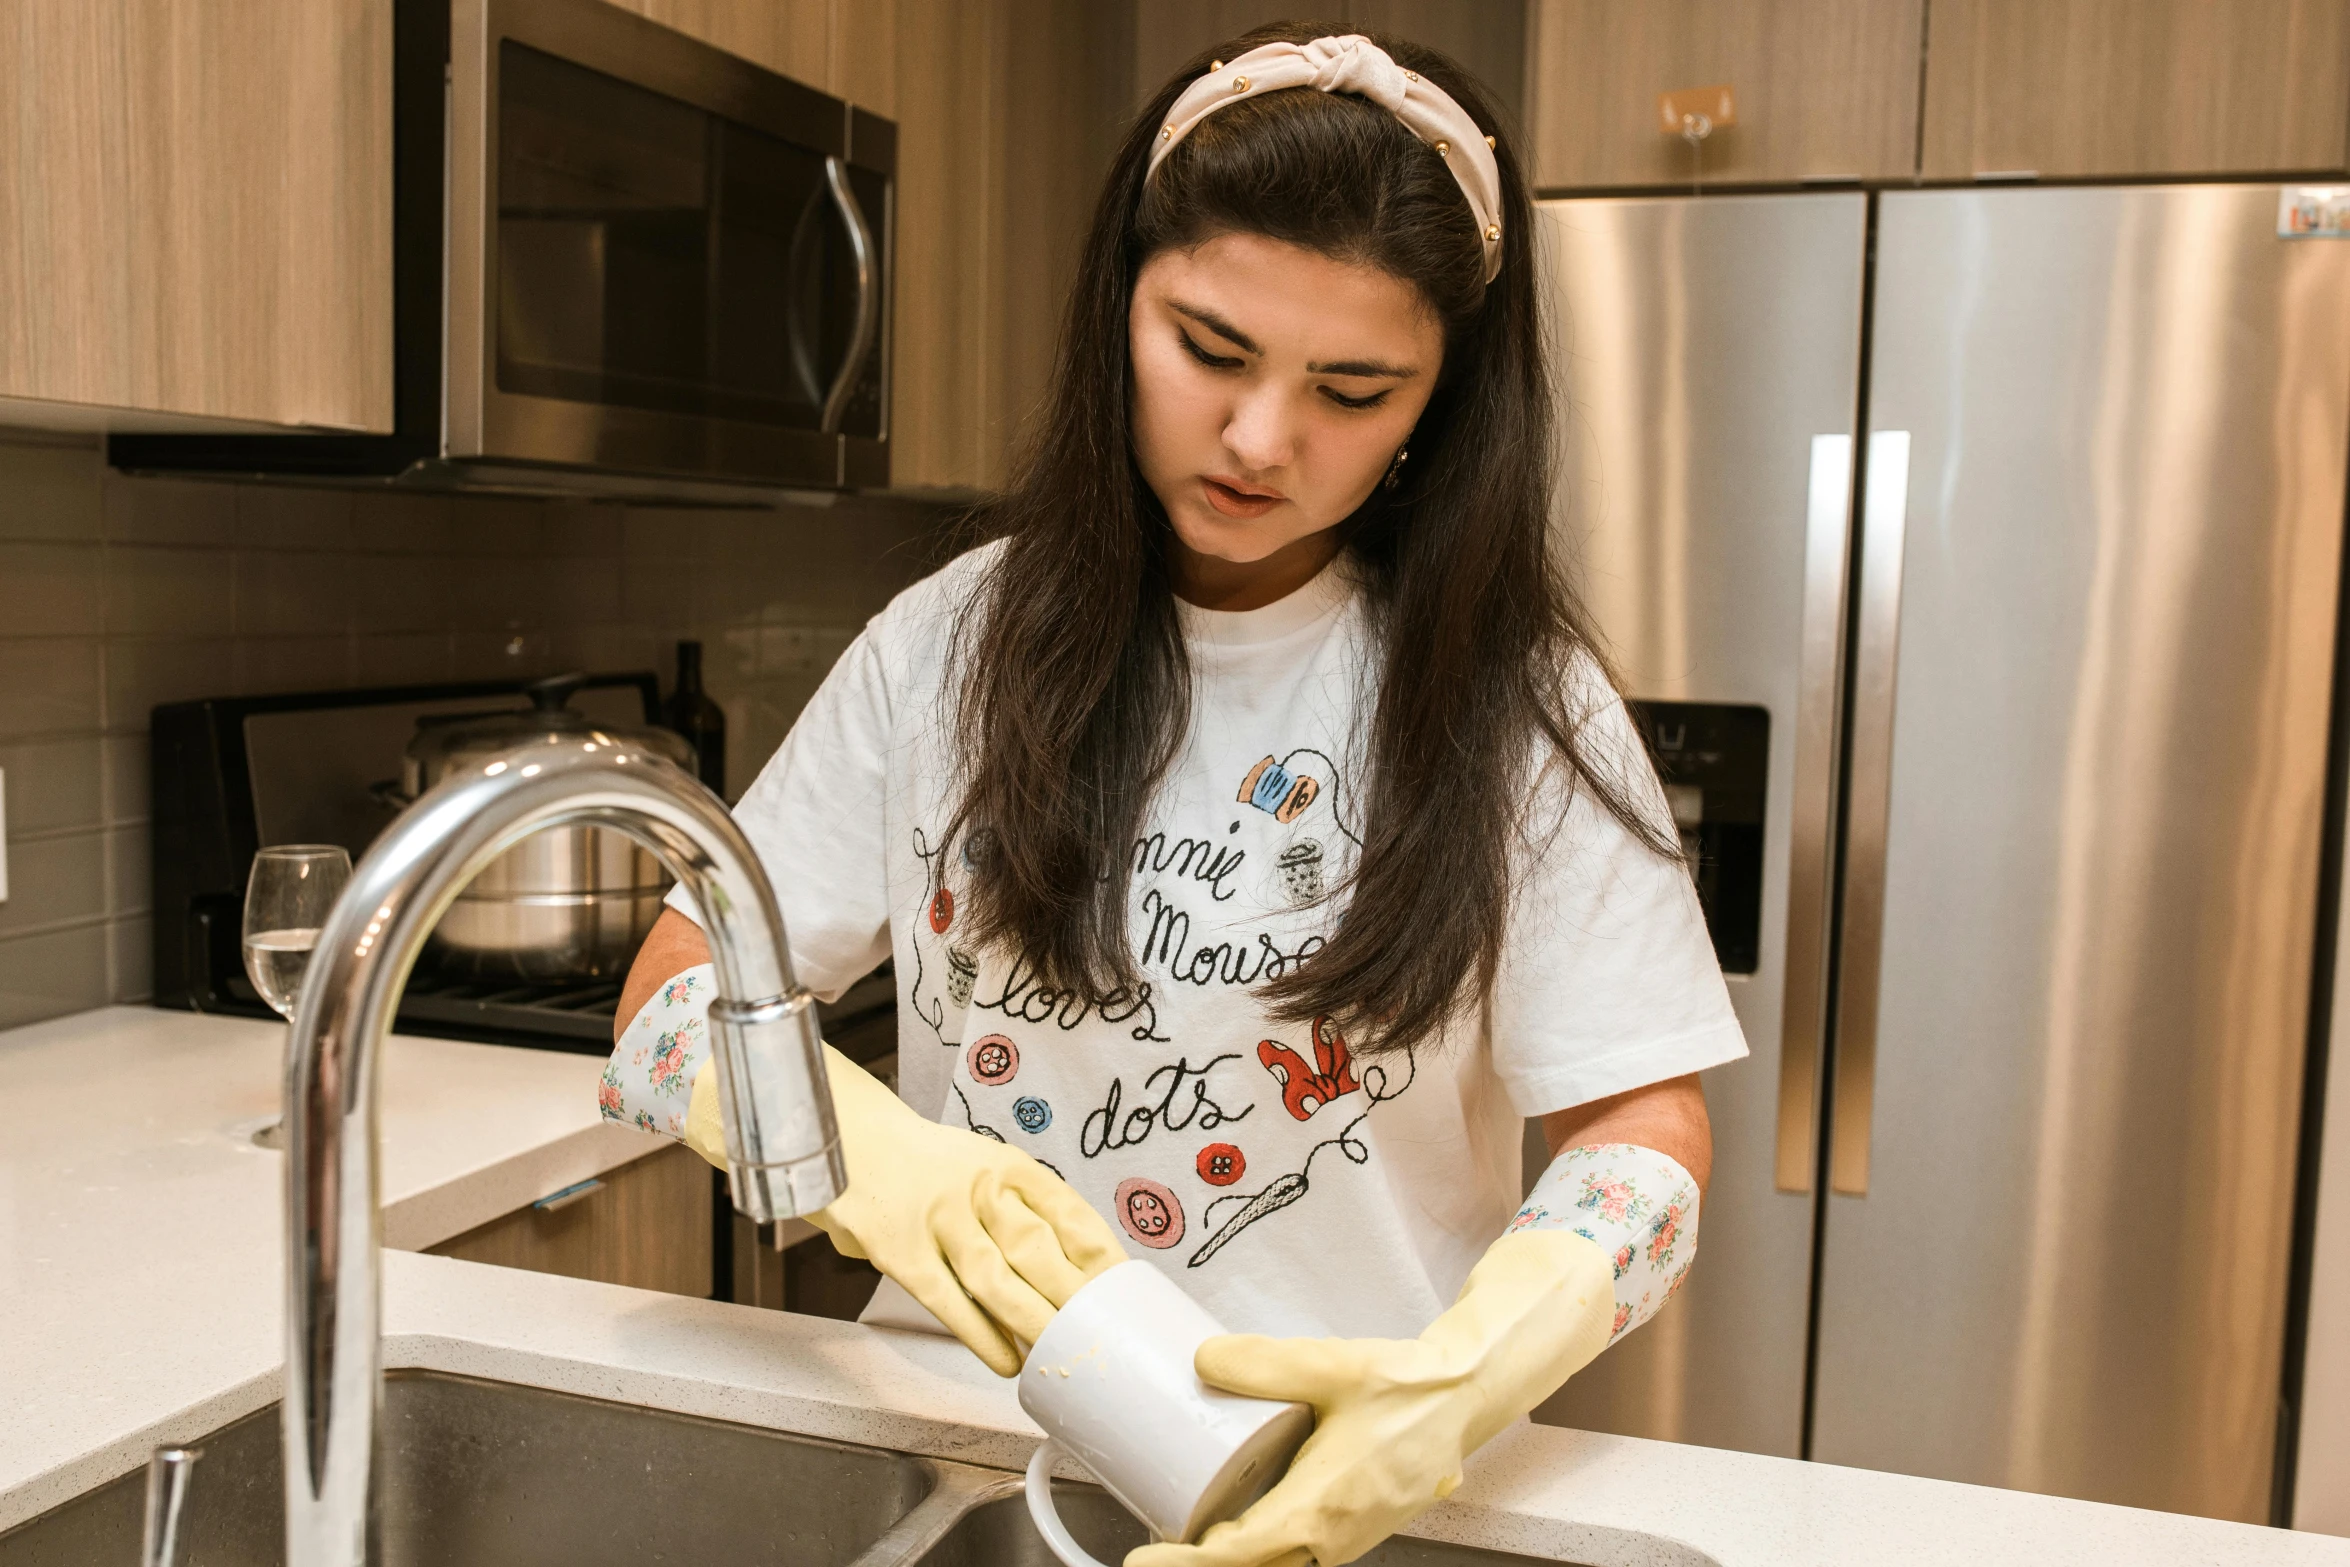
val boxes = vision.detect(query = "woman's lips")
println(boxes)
[1201,476,1283,519]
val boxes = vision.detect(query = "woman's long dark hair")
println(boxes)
[943,21,1675,1055]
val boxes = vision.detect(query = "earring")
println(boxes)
[1382,445,1410,491]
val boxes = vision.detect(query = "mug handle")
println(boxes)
[1025,1440,1117,1567]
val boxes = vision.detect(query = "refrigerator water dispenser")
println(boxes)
[1626,700,1766,974]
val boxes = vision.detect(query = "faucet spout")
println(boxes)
[281,735,844,1567]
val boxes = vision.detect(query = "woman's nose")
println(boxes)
[1222,387,1297,473]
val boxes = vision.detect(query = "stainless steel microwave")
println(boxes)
[111,0,893,500]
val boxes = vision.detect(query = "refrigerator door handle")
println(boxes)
[1827,429,1912,1196]
[1774,433,1857,1193]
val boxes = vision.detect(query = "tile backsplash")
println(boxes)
[0,430,954,1029]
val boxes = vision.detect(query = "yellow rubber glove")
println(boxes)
[685,1049,1127,1374]
[1127,1229,1615,1567]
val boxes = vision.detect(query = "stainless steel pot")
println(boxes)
[389,674,698,981]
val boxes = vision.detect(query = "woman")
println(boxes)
[604,26,1744,1566]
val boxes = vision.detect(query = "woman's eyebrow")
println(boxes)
[1169,300,1259,353]
[1306,354,1420,379]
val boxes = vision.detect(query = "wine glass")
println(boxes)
[243,845,351,1148]
[243,844,351,1018]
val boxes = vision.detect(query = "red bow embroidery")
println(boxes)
[1257,1016,1361,1121]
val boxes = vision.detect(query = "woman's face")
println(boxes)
[1129,232,1444,579]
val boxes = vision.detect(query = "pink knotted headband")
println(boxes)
[1144,35,1505,285]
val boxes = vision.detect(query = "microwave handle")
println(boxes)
[820,156,880,435]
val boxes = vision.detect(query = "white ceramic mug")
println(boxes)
[1019,1261,1312,1567]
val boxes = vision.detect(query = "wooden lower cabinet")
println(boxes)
[730,1213,883,1320]
[425,1144,880,1318]
[428,1142,714,1298]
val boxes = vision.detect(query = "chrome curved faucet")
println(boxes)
[280,733,846,1567]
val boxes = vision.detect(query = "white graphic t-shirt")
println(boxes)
[671,544,1747,1342]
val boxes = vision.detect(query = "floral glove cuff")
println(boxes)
[1508,1141,1700,1343]
[598,963,717,1139]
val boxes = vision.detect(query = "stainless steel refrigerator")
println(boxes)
[1527,184,2350,1525]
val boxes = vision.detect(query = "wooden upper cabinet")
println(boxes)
[1343,0,1527,128]
[1525,0,1926,189]
[1133,2,1528,136]
[889,0,1129,492]
[602,0,896,114]
[829,0,898,121]
[1920,0,2350,179]
[887,0,998,492]
[0,0,394,431]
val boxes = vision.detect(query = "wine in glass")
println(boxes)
[243,845,352,1148]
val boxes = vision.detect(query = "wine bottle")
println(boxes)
[665,640,727,796]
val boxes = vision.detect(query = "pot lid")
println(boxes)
[405,673,696,781]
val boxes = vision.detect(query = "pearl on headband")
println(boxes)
[1144,35,1504,285]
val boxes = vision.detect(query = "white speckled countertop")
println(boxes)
[0,1005,653,1529]
[5,1006,2346,1566]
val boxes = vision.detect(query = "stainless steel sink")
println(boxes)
[882,1482,1611,1567]
[0,1371,936,1566]
[1,1370,1660,1567]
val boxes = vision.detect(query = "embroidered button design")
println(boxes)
[1115,1177,1186,1249]
[1257,1015,1361,1121]
[1196,1142,1246,1186]
[928,887,955,933]
[966,1034,1019,1085]
[1013,1096,1052,1133]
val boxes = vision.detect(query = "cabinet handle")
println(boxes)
[533,1177,604,1214]
[1828,430,1912,1197]
[1774,434,1857,1193]
[820,156,880,437]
